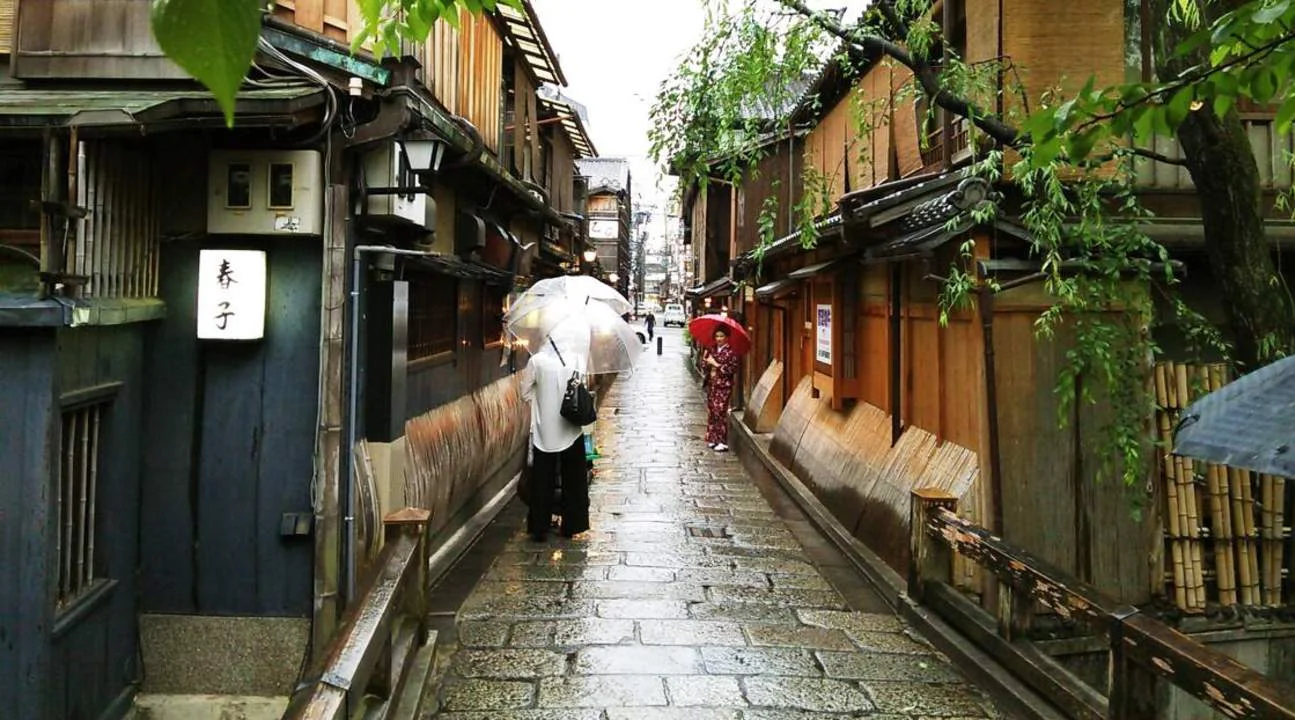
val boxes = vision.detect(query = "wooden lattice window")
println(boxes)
[57,398,109,608]
[408,273,458,361]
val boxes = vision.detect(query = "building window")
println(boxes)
[0,140,43,247]
[57,400,108,608]
[408,273,458,361]
[482,284,507,347]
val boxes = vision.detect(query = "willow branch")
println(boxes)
[1087,146,1191,167]
[1075,29,1295,132]
[775,0,1023,148]
[1126,146,1190,166]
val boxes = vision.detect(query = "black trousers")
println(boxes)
[527,437,589,537]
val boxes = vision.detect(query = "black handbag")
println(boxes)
[549,339,598,426]
[561,372,597,425]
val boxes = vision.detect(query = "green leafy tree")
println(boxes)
[149,0,518,126]
[651,0,1295,489]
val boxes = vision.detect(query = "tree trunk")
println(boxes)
[1175,108,1295,370]
[1152,0,1295,370]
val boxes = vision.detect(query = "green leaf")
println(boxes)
[1214,92,1236,119]
[1276,96,1295,134]
[1256,67,1280,103]
[1166,87,1194,129]
[1254,0,1292,24]
[151,0,263,128]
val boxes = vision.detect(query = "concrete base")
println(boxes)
[138,615,309,696]
[129,694,287,720]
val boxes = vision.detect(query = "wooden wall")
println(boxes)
[0,329,60,720]
[1000,0,1124,118]
[511,58,538,181]
[425,10,503,154]
[756,257,1156,603]
[990,287,1156,604]
[738,137,803,255]
[547,129,576,215]
[12,0,184,78]
[801,57,919,193]
[52,326,149,720]
[140,239,320,616]
[965,0,1001,64]
[272,0,360,44]
[0,0,14,53]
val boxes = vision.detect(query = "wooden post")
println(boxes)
[1107,606,1158,720]
[384,507,431,643]
[909,488,957,602]
[997,581,1035,642]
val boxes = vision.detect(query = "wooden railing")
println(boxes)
[283,508,431,720]
[910,489,1295,720]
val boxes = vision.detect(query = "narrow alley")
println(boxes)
[421,328,1005,719]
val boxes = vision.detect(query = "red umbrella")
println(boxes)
[688,313,751,355]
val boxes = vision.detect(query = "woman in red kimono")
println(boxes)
[704,328,739,452]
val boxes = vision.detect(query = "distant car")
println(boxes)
[662,304,686,327]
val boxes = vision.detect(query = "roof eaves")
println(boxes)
[496,0,568,87]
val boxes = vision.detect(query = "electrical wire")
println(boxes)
[255,37,339,146]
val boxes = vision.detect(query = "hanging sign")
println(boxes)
[196,249,267,340]
[815,303,832,365]
[588,219,618,239]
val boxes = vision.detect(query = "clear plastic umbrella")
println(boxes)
[505,275,633,326]
[508,297,642,375]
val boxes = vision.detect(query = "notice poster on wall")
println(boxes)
[815,303,832,365]
[196,249,267,341]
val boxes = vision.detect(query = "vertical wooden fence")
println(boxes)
[911,489,1295,720]
[1155,362,1291,612]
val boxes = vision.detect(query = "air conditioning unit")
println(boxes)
[361,142,434,230]
[207,150,323,235]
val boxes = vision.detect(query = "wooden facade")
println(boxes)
[272,0,363,44]
[0,1,595,718]
[724,0,1295,616]
[0,0,14,53]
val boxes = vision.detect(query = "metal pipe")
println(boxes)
[889,263,903,445]
[976,284,1005,537]
[344,244,435,606]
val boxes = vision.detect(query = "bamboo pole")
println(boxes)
[1272,475,1286,606]
[1237,468,1260,606]
[1155,366,1189,610]
[1176,363,1205,610]
[1261,474,1278,606]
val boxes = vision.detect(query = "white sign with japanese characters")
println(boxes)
[815,303,832,365]
[197,249,267,340]
[588,219,618,239]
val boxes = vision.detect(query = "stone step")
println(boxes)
[128,694,288,720]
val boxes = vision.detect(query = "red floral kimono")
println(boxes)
[705,344,739,445]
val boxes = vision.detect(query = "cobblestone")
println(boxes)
[424,329,1004,718]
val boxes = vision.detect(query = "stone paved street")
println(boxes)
[424,328,1006,719]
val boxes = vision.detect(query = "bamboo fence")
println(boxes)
[1155,361,1292,612]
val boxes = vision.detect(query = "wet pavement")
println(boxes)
[423,327,1006,719]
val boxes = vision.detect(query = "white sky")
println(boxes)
[530,0,709,228]
[529,0,871,247]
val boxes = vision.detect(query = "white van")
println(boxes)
[662,303,686,327]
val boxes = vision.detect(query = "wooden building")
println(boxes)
[577,157,633,298]
[691,0,1295,705]
[0,1,597,718]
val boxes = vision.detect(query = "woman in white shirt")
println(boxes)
[519,324,591,541]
